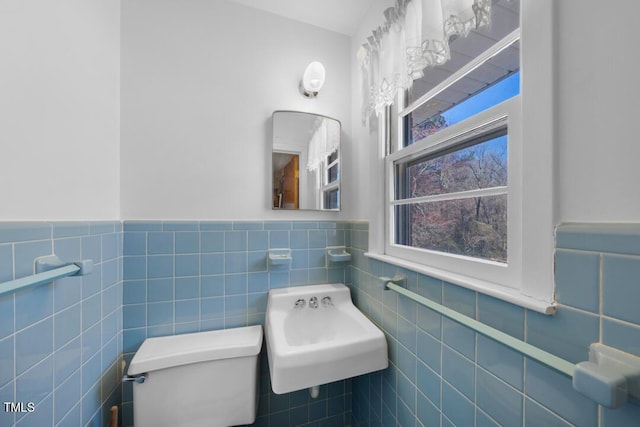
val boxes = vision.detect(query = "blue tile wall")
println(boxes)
[7,220,638,427]
[121,221,351,427]
[349,222,640,427]
[0,222,122,427]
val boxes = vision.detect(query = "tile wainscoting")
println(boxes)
[0,222,123,427]
[121,221,353,427]
[3,220,639,426]
[349,223,640,427]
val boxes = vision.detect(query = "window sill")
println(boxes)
[364,252,555,315]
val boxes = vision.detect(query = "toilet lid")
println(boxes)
[128,325,263,375]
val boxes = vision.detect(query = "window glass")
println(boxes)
[324,151,339,184]
[396,194,507,262]
[405,47,519,145]
[324,189,339,210]
[402,130,507,198]
[395,129,508,263]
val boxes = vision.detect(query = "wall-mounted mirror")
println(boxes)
[272,111,341,211]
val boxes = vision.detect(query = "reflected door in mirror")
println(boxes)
[273,153,299,209]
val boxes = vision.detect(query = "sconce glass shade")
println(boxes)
[302,61,326,97]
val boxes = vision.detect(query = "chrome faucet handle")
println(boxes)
[321,296,333,307]
[309,296,319,309]
[294,298,306,309]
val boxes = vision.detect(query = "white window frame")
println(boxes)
[366,0,556,314]
[387,96,521,284]
[320,152,340,210]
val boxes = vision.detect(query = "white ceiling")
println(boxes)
[226,0,373,36]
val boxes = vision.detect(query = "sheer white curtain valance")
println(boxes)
[307,118,340,172]
[358,0,492,123]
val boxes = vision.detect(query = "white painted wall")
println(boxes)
[120,0,351,220]
[0,0,120,220]
[556,0,640,222]
[349,0,393,224]
[350,0,640,225]
[3,0,636,223]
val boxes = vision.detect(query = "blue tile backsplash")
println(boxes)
[0,222,122,427]
[2,220,639,426]
[121,221,352,427]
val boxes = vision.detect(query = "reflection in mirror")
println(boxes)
[272,111,341,211]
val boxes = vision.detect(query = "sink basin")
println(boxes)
[265,283,388,394]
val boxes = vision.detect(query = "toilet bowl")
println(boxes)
[126,325,262,427]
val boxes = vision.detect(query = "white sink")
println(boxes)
[265,283,388,394]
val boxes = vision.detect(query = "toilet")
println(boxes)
[126,325,263,427]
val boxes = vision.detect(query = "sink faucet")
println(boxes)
[309,296,318,309]
[321,296,333,307]
[294,299,306,309]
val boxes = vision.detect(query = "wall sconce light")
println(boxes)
[300,61,325,98]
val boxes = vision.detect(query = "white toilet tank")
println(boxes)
[127,325,263,427]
